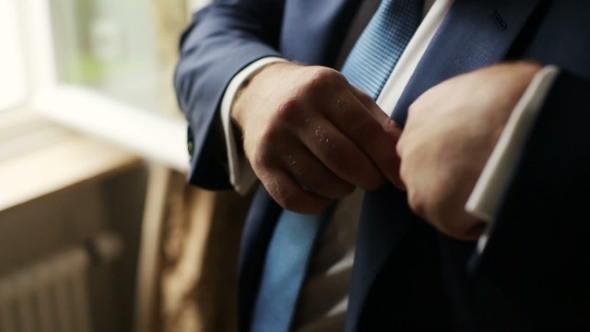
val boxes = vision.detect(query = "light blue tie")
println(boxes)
[342,0,423,100]
[250,1,422,331]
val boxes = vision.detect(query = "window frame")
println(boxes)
[22,0,190,172]
[0,0,28,111]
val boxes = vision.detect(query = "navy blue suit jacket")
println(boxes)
[175,0,590,330]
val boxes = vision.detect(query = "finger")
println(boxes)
[351,88,405,190]
[327,87,404,190]
[280,142,355,199]
[462,221,487,241]
[259,165,333,215]
[349,85,402,141]
[290,115,386,191]
[436,216,487,241]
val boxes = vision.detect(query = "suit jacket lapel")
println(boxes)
[391,0,545,126]
[346,0,543,330]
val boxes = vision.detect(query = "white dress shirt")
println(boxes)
[218,0,560,330]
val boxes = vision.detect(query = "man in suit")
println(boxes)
[175,0,590,330]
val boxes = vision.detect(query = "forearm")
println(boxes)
[175,1,285,189]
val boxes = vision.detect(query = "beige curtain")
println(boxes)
[159,173,252,332]
[148,1,251,331]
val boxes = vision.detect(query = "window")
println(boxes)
[50,0,163,113]
[0,0,213,170]
[0,0,27,111]
[16,0,200,171]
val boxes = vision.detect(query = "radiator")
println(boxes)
[0,232,123,332]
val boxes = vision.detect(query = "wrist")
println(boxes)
[231,61,301,131]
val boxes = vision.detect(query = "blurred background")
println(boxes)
[0,0,250,331]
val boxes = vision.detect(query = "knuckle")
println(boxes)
[407,189,427,218]
[306,67,344,90]
[399,162,410,184]
[259,132,274,146]
[396,138,405,157]
[408,92,430,117]
[275,97,302,123]
[407,102,417,115]
[250,145,272,171]
[407,101,422,120]
[258,122,283,145]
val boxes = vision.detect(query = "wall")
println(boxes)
[0,164,148,332]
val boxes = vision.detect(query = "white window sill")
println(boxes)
[31,85,190,173]
[0,133,141,212]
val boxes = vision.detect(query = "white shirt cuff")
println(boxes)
[220,57,287,194]
[465,65,561,253]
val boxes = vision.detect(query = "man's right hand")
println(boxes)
[232,62,403,214]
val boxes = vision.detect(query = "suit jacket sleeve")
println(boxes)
[175,0,284,190]
[471,70,590,319]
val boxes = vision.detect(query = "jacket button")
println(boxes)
[187,139,194,157]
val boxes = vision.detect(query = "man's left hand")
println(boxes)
[396,62,542,240]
